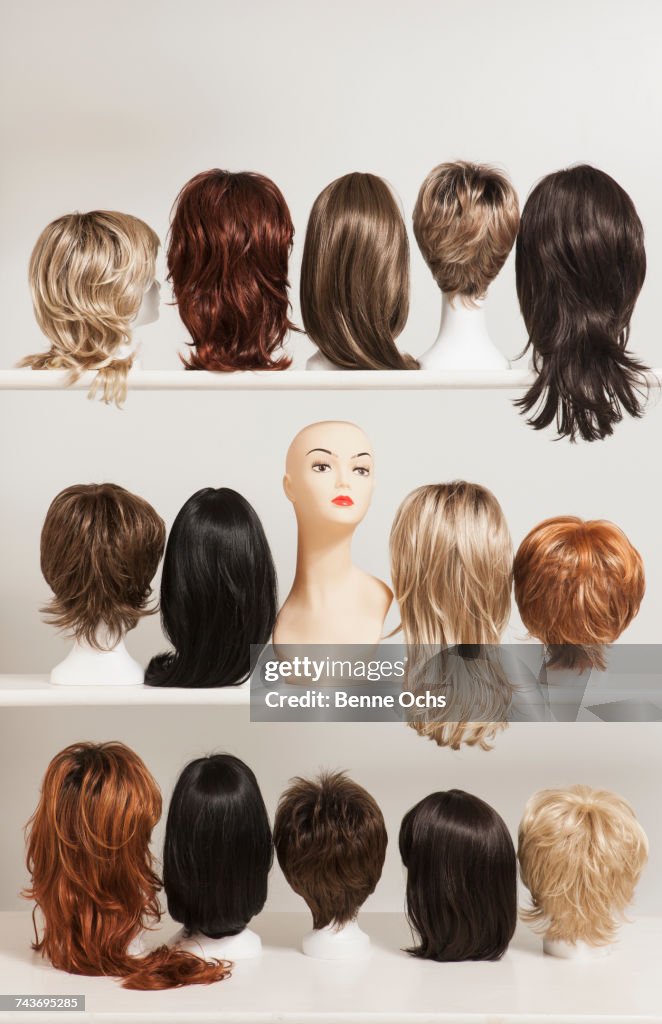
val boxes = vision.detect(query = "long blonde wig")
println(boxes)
[390,481,514,749]
[518,785,648,946]
[21,211,159,405]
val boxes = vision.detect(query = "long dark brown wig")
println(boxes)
[24,742,231,990]
[167,169,296,371]
[515,164,649,442]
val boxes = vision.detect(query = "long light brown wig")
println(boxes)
[390,481,514,749]
[40,484,166,649]
[513,516,645,670]
[20,211,159,406]
[300,172,417,370]
[24,742,231,989]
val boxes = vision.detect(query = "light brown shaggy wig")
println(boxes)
[413,162,519,304]
[40,484,166,649]
[24,742,231,989]
[300,172,417,370]
[513,516,645,671]
[20,211,159,406]
[518,785,648,947]
[273,771,387,929]
[390,482,514,749]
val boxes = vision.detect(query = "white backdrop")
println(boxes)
[0,0,661,916]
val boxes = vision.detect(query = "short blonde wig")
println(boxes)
[518,785,648,947]
[390,481,514,749]
[413,162,519,304]
[21,211,159,405]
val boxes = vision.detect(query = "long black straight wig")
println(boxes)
[163,754,273,938]
[515,164,649,443]
[145,487,277,688]
[399,789,517,962]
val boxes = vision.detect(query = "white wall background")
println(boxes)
[0,0,661,916]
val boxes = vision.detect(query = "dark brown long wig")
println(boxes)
[167,169,296,371]
[515,164,649,442]
[24,742,231,990]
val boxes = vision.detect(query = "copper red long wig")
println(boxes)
[24,742,231,990]
[167,169,296,371]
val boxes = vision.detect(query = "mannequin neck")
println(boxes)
[420,294,508,369]
[173,926,262,960]
[543,936,612,961]
[302,918,371,959]
[293,521,356,592]
[50,632,143,686]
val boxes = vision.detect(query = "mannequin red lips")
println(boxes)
[332,495,354,507]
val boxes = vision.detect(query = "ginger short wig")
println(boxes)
[24,742,230,990]
[145,487,277,689]
[518,785,648,947]
[390,482,514,749]
[413,161,519,304]
[164,755,273,939]
[167,168,295,371]
[21,211,159,405]
[513,516,645,671]
[400,790,517,961]
[274,771,387,930]
[515,164,649,442]
[40,483,166,650]
[300,172,417,370]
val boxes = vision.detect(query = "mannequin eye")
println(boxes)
[353,466,371,476]
[312,462,332,473]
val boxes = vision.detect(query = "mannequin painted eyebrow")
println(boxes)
[306,448,372,458]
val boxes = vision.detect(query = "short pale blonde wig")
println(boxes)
[390,481,514,749]
[518,785,648,947]
[413,162,519,304]
[21,211,159,405]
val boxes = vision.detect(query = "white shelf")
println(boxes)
[0,911,658,1022]
[0,675,249,706]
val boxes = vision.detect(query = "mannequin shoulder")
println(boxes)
[356,571,393,616]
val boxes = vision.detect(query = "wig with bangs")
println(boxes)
[518,785,648,947]
[167,169,295,371]
[515,165,649,442]
[20,211,159,405]
[24,742,231,990]
[40,483,166,650]
[513,516,645,671]
[390,481,514,749]
[300,172,417,370]
[274,771,387,930]
[413,161,519,304]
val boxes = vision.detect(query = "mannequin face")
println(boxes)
[284,421,375,529]
[133,279,161,328]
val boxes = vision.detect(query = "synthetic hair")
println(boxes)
[515,164,649,442]
[400,790,517,962]
[513,516,645,671]
[518,785,649,946]
[390,482,514,749]
[40,484,166,650]
[20,211,159,406]
[413,161,519,304]
[24,742,231,990]
[273,771,387,930]
[164,755,273,939]
[145,487,277,688]
[167,169,295,371]
[300,172,418,370]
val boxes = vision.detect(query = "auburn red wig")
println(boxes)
[167,169,295,371]
[24,742,231,990]
[513,516,645,670]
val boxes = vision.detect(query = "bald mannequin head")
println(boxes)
[284,421,375,531]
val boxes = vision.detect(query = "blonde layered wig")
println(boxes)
[518,785,648,947]
[390,482,514,749]
[21,211,159,405]
[413,162,519,304]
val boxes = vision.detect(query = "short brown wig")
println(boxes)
[514,516,645,670]
[413,161,519,303]
[167,168,295,371]
[300,172,417,370]
[274,771,387,929]
[40,483,166,649]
